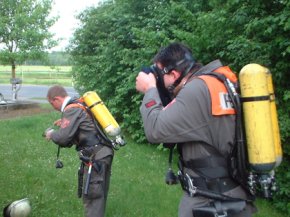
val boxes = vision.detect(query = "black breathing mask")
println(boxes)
[141,65,172,106]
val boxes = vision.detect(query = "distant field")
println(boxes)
[0,65,72,86]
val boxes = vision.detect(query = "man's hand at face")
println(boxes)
[135,72,157,94]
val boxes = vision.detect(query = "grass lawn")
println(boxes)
[0,108,286,217]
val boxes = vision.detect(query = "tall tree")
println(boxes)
[0,0,57,99]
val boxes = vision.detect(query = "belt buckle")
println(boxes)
[185,173,197,196]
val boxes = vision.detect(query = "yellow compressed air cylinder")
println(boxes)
[83,91,121,137]
[239,64,276,173]
[267,72,283,168]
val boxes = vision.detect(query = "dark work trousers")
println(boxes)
[178,186,257,217]
[82,155,113,217]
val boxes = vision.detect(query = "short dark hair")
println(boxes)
[153,42,195,73]
[47,85,68,100]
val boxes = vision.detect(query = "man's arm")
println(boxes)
[50,108,83,147]
[140,79,211,144]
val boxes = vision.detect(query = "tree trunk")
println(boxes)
[11,62,16,79]
[11,61,17,100]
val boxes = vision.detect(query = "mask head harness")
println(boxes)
[141,45,196,104]
[152,52,196,96]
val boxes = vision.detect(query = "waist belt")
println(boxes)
[178,172,242,202]
[181,156,238,194]
[79,145,104,162]
[192,176,238,194]
[183,156,229,179]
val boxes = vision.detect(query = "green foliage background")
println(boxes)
[69,0,290,213]
[0,0,57,67]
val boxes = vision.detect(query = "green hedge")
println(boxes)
[69,0,290,214]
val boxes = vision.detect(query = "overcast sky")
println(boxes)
[49,0,101,51]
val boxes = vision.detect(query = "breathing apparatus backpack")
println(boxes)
[144,60,282,199]
[70,91,126,150]
[203,63,282,199]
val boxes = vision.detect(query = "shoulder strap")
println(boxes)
[190,67,250,192]
[64,102,87,112]
[214,66,237,84]
[198,74,236,115]
[205,70,250,192]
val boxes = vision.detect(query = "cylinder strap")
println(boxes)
[241,95,270,102]
[88,100,103,109]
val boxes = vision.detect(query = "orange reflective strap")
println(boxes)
[64,101,87,113]
[214,66,238,83]
[199,75,236,116]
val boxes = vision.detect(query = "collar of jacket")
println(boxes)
[195,59,223,76]
[61,96,72,112]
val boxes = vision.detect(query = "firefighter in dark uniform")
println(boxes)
[136,42,256,217]
[45,85,113,217]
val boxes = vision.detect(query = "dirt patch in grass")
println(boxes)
[0,104,53,120]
